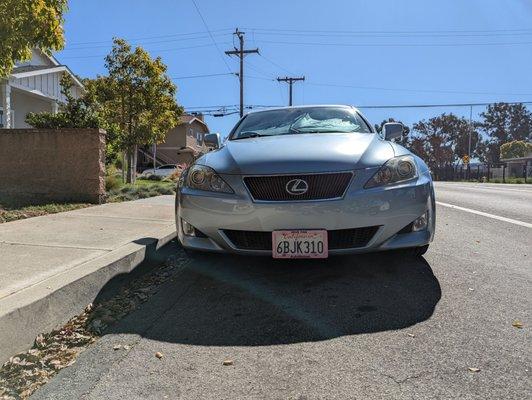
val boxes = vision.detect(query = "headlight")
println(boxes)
[185,165,234,193]
[365,155,418,188]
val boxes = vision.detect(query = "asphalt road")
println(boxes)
[33,183,531,400]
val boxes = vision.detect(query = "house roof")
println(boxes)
[501,154,532,162]
[11,49,84,90]
[179,114,208,130]
[12,65,53,74]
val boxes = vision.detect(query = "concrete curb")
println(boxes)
[0,225,176,364]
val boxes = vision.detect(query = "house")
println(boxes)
[500,151,532,178]
[0,49,84,128]
[138,113,210,169]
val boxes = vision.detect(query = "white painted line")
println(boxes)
[436,201,532,229]
[435,183,532,193]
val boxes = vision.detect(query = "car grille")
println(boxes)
[223,226,380,251]
[243,172,353,201]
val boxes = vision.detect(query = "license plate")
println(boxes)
[272,230,328,259]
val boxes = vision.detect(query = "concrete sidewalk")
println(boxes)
[0,196,176,363]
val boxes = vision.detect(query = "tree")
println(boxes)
[26,73,101,129]
[25,74,122,164]
[500,140,532,160]
[478,103,532,163]
[97,39,183,183]
[0,0,68,77]
[412,113,479,169]
[374,118,411,148]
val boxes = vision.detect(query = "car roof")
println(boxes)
[246,104,360,115]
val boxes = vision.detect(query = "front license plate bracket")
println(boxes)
[272,229,328,259]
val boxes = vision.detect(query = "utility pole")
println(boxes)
[277,76,305,106]
[468,105,473,180]
[225,28,259,118]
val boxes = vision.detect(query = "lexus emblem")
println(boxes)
[286,179,309,195]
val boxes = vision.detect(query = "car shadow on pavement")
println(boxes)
[98,242,441,346]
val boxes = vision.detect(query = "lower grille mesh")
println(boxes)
[223,226,380,251]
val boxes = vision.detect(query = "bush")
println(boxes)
[105,174,120,191]
[142,173,164,181]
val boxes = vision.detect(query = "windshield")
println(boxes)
[230,107,372,140]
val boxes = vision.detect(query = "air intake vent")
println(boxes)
[223,226,379,251]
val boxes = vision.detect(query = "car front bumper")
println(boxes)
[176,168,435,255]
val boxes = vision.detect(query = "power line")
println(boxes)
[67,28,232,46]
[59,42,227,59]
[259,53,294,75]
[305,81,532,97]
[62,33,232,51]
[184,101,532,113]
[357,101,532,109]
[190,0,234,74]
[246,29,532,39]
[170,72,235,79]
[260,39,532,48]
[243,27,532,35]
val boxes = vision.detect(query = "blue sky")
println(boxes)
[56,0,532,136]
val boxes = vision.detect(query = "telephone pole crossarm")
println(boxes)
[277,76,305,106]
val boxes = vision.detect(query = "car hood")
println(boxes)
[198,132,395,175]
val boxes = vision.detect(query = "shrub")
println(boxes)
[142,173,164,181]
[105,174,120,191]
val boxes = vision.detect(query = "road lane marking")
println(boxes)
[435,184,532,194]
[436,201,532,229]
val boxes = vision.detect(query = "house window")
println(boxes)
[196,131,203,145]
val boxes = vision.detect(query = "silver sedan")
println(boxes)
[176,105,435,259]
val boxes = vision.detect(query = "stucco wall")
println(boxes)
[0,129,106,204]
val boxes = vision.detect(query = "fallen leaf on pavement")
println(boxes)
[222,359,234,366]
[113,345,122,350]
[468,367,481,373]
[155,352,163,359]
[407,333,415,338]
[512,320,523,329]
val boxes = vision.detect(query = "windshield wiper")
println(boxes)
[232,132,273,140]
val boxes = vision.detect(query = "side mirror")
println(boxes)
[382,123,403,141]
[204,133,220,149]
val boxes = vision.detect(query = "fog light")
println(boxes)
[181,219,196,236]
[412,212,428,232]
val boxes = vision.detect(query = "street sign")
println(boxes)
[462,155,470,165]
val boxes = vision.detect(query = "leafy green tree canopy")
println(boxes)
[412,113,479,169]
[26,74,101,129]
[0,0,67,77]
[97,38,183,182]
[500,140,532,160]
[478,103,532,163]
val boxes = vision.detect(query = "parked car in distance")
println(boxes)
[141,164,181,178]
[176,105,436,259]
